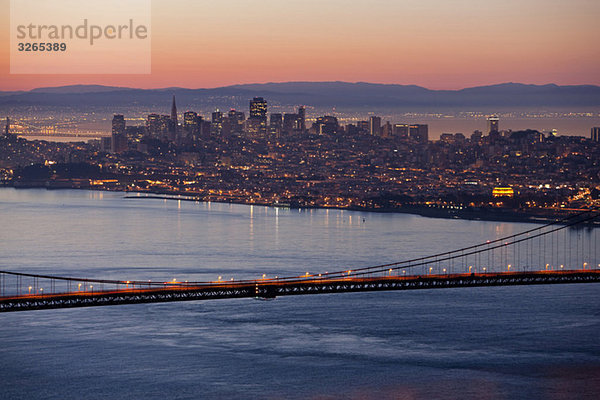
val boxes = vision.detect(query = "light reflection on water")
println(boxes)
[0,188,599,400]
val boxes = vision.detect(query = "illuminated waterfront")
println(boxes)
[0,189,599,399]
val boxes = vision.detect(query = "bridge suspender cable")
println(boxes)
[0,206,599,287]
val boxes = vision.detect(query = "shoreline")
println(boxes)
[2,184,597,226]
[121,193,599,227]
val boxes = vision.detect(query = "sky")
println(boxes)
[1,0,599,91]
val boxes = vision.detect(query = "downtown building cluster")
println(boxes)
[2,97,600,220]
[106,96,432,154]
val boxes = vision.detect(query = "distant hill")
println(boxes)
[29,84,129,94]
[1,82,599,109]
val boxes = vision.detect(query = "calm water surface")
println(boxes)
[0,189,599,399]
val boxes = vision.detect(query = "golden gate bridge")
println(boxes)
[1,207,599,313]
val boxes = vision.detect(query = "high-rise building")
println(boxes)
[111,114,127,153]
[592,127,600,142]
[125,125,145,146]
[369,116,381,136]
[249,97,267,119]
[283,113,303,133]
[357,120,369,134]
[211,110,224,135]
[248,97,268,137]
[5,117,9,136]
[171,95,178,127]
[314,116,338,135]
[487,116,499,134]
[409,124,429,143]
[393,124,409,139]
[183,111,198,128]
[471,130,483,142]
[146,113,161,137]
[297,106,306,131]
[100,136,112,152]
[249,98,267,135]
[112,115,126,136]
[382,121,393,138]
[227,109,245,134]
[270,113,283,137]
[111,132,128,154]
[183,111,199,140]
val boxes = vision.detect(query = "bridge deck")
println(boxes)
[1,270,599,313]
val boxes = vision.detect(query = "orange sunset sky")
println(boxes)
[1,0,599,91]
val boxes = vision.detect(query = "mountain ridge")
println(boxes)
[1,82,599,108]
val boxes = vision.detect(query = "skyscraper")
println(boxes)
[146,113,161,137]
[228,109,245,135]
[5,117,9,136]
[248,97,268,136]
[298,106,306,131]
[112,114,126,136]
[393,124,409,139]
[382,121,393,138]
[111,114,127,153]
[592,127,600,142]
[211,110,224,135]
[487,116,499,134]
[171,95,178,127]
[183,111,199,140]
[314,116,338,135]
[250,97,267,119]
[409,124,429,143]
[369,116,381,136]
[270,113,283,137]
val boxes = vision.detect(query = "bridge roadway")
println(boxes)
[1,269,599,313]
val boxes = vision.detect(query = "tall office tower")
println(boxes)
[248,97,268,136]
[297,106,306,131]
[369,116,381,136]
[183,111,199,138]
[592,127,600,142]
[314,115,338,135]
[283,113,301,133]
[228,109,245,135]
[270,113,283,137]
[5,117,9,136]
[183,111,198,128]
[382,121,393,138]
[211,110,224,135]
[409,124,429,143]
[167,95,179,142]
[250,97,267,119]
[487,116,499,134]
[111,132,128,153]
[171,95,178,127]
[357,120,369,134]
[146,114,161,137]
[112,115,126,136]
[156,115,171,140]
[111,114,127,153]
[393,123,409,139]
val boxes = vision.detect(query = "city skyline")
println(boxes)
[1,0,599,91]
